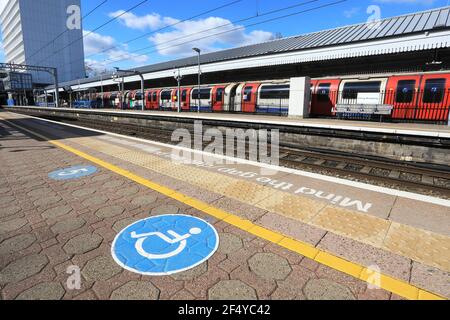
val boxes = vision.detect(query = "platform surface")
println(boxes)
[5,105,450,138]
[0,110,448,300]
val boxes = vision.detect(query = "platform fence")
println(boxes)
[65,89,450,124]
[311,89,450,124]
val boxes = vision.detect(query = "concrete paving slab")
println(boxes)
[0,111,448,300]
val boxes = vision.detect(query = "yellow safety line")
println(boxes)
[2,116,445,301]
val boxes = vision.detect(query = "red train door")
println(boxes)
[145,90,151,110]
[416,73,450,121]
[241,83,260,113]
[211,86,225,111]
[180,88,191,111]
[385,75,421,120]
[311,79,340,116]
[152,90,160,110]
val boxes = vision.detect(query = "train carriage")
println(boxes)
[102,70,449,123]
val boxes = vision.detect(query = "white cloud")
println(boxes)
[83,30,148,70]
[108,10,177,30]
[148,16,275,56]
[343,7,360,18]
[107,9,275,57]
[83,30,115,56]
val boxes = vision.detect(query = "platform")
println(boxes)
[4,105,450,138]
[0,110,448,300]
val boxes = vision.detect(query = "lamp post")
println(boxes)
[192,47,201,113]
[174,68,183,113]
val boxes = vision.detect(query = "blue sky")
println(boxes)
[1,0,449,74]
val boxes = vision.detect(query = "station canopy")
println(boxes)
[50,6,450,90]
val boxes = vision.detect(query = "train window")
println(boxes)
[192,88,211,100]
[342,81,381,100]
[135,93,142,100]
[243,86,253,102]
[317,83,331,102]
[182,90,187,102]
[260,85,290,99]
[423,79,446,103]
[161,91,171,100]
[216,88,224,102]
[152,92,157,102]
[395,80,415,103]
[200,89,211,100]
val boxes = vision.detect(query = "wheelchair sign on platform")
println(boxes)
[111,215,219,275]
[48,165,97,180]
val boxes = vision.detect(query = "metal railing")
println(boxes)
[311,89,450,123]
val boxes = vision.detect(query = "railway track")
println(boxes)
[43,116,450,198]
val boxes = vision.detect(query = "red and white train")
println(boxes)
[96,71,450,122]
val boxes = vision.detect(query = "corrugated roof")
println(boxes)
[57,6,450,88]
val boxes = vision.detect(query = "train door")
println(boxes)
[385,75,421,120]
[160,90,172,110]
[180,87,192,111]
[233,83,245,112]
[117,92,124,109]
[311,79,340,116]
[417,73,450,121]
[145,90,151,110]
[123,91,132,109]
[211,85,226,111]
[110,93,118,108]
[134,91,143,110]
[241,83,260,113]
[224,83,237,111]
[150,90,160,110]
[102,92,111,108]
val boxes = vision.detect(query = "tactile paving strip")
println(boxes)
[312,207,391,247]
[384,222,450,271]
[72,136,450,272]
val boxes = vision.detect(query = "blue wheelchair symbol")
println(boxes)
[48,165,97,180]
[111,215,219,275]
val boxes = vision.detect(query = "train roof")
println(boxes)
[51,6,450,90]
